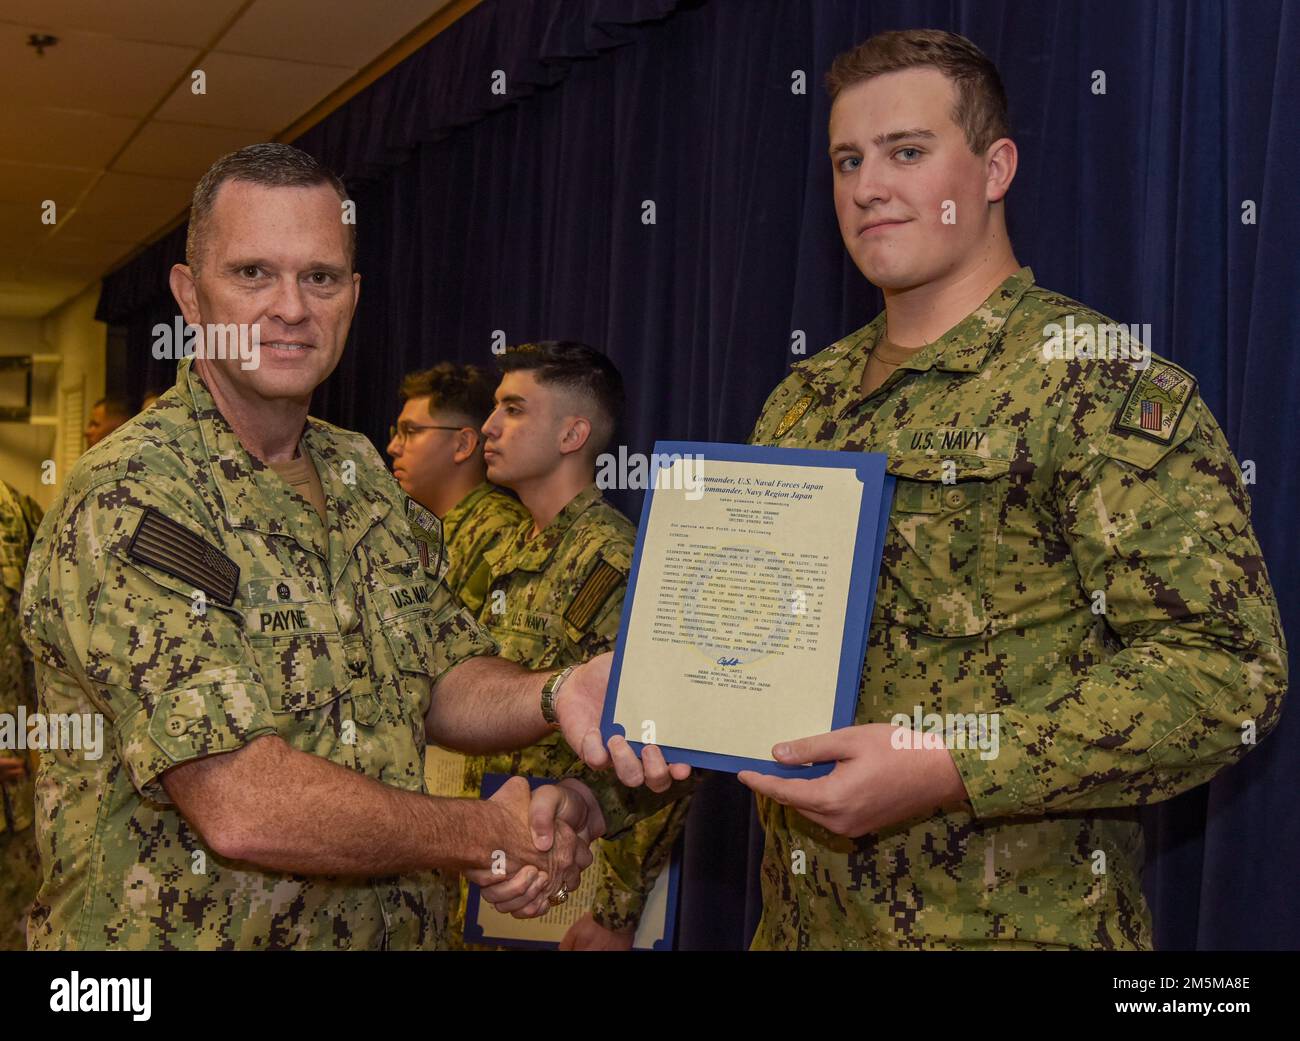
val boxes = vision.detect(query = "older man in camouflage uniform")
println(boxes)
[1,480,42,949]
[17,144,642,950]
[729,31,1288,949]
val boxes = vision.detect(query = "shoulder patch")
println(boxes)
[564,558,625,632]
[773,396,813,439]
[127,507,240,605]
[1112,361,1196,445]
[406,497,445,575]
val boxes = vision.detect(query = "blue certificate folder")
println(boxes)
[463,773,681,951]
[601,441,895,779]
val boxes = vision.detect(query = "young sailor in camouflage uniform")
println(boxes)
[386,363,527,616]
[464,342,692,949]
[730,31,1286,949]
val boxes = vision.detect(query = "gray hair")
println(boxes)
[185,142,355,272]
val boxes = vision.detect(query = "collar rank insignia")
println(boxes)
[1113,361,1196,445]
[773,396,813,440]
[127,507,240,606]
[405,497,444,574]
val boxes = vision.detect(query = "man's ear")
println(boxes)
[169,263,202,325]
[984,136,1018,204]
[452,427,479,464]
[558,416,592,457]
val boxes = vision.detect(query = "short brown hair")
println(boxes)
[399,362,497,427]
[498,341,624,459]
[825,29,1010,155]
[186,143,354,272]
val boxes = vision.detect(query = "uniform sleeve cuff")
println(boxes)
[574,775,692,839]
[590,869,644,933]
[426,606,498,686]
[949,707,1047,819]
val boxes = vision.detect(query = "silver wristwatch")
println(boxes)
[540,665,578,730]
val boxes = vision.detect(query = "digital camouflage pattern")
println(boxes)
[747,266,1287,950]
[19,357,496,950]
[472,487,636,782]
[0,827,42,950]
[589,797,685,933]
[1,479,40,837]
[1,480,42,948]
[456,485,691,935]
[440,482,528,616]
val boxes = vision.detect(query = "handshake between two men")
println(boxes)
[452,650,693,919]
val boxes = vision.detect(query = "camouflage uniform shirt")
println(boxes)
[466,485,691,931]
[747,266,1287,949]
[20,357,495,950]
[441,482,528,616]
[1,481,43,950]
[1,480,41,836]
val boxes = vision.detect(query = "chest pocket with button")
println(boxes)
[371,559,441,725]
[483,598,568,671]
[243,576,351,713]
[878,454,1011,637]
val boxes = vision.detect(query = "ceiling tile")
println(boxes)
[0,25,198,118]
[76,171,194,217]
[220,0,449,68]
[114,121,261,181]
[0,162,98,209]
[60,208,184,246]
[0,0,248,48]
[0,106,137,167]
[30,237,138,270]
[0,0,475,319]
[65,173,193,251]
[156,51,354,131]
[0,201,47,243]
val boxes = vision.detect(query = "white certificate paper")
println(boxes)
[602,442,893,777]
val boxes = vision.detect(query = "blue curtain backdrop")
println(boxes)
[97,0,1300,951]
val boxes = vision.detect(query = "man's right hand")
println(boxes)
[465,777,597,918]
[0,755,28,783]
[557,652,692,792]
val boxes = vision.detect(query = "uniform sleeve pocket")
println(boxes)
[114,672,277,800]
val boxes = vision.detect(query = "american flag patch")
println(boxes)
[1112,361,1195,445]
[127,507,240,605]
[1140,400,1163,431]
[564,558,625,632]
